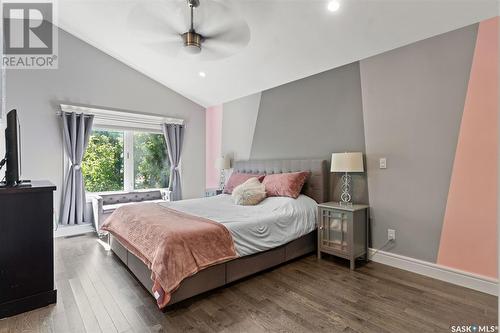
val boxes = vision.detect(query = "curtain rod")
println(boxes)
[56,111,93,117]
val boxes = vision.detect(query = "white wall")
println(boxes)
[4,28,206,221]
[0,120,4,167]
[0,69,5,168]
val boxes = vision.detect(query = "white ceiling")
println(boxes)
[58,0,498,107]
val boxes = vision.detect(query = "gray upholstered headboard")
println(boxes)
[232,159,328,203]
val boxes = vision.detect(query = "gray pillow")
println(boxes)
[231,177,266,206]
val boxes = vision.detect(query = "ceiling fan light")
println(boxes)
[185,44,201,54]
[183,31,202,55]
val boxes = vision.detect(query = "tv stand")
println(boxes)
[0,180,32,188]
[0,181,57,318]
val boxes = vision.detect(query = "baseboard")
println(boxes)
[369,248,498,296]
[54,223,95,238]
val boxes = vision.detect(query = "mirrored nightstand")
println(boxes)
[317,202,369,270]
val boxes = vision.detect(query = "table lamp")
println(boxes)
[215,156,231,190]
[331,152,364,205]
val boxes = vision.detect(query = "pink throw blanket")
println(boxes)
[101,202,238,308]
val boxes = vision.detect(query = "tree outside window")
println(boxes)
[82,129,170,193]
[82,130,124,192]
[133,132,170,190]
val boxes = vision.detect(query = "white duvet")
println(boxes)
[159,194,318,256]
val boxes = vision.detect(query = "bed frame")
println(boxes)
[110,159,328,307]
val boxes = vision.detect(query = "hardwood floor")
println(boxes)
[0,233,497,333]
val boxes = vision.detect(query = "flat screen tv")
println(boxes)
[3,109,21,186]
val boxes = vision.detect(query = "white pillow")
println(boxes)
[231,177,266,206]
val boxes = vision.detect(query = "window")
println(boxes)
[82,129,170,193]
[61,104,182,194]
[82,130,124,192]
[133,132,170,190]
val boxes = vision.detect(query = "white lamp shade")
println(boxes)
[331,152,364,173]
[215,156,231,170]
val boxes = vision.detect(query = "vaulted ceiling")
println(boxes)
[58,0,498,107]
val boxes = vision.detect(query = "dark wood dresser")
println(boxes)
[0,181,57,318]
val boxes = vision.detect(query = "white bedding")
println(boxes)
[159,194,317,256]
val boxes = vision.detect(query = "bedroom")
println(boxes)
[0,0,498,332]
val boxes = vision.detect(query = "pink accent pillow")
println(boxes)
[262,171,310,198]
[223,172,265,194]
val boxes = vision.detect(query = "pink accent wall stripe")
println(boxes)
[437,17,498,278]
[205,105,223,189]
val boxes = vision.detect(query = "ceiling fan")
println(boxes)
[183,0,207,54]
[129,0,250,60]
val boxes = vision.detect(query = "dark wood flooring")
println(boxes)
[0,233,497,332]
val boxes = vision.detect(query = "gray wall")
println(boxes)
[221,92,261,161]
[360,24,477,262]
[4,27,206,221]
[250,62,368,203]
[219,23,481,264]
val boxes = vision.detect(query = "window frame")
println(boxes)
[124,129,134,192]
[59,104,183,196]
[85,127,169,194]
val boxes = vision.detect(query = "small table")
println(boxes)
[317,202,369,270]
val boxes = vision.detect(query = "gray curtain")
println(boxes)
[162,123,184,201]
[60,112,94,225]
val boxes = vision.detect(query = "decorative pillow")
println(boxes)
[262,171,310,198]
[223,172,265,194]
[232,178,266,206]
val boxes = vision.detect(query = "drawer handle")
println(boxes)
[319,226,324,230]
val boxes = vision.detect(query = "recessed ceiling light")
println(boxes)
[199,71,206,78]
[327,1,340,12]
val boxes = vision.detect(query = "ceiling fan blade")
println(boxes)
[198,46,227,61]
[131,0,250,61]
[143,39,183,57]
[128,2,187,41]
[203,21,250,46]
[200,39,242,61]
[191,0,233,32]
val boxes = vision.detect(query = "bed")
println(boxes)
[108,159,328,307]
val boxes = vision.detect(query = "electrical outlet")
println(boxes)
[388,229,396,241]
[379,158,387,169]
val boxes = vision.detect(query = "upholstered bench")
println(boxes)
[91,190,169,234]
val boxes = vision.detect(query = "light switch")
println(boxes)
[379,158,387,169]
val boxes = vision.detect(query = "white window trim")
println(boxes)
[87,127,171,193]
[59,104,184,132]
[124,130,134,192]
[60,104,179,195]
